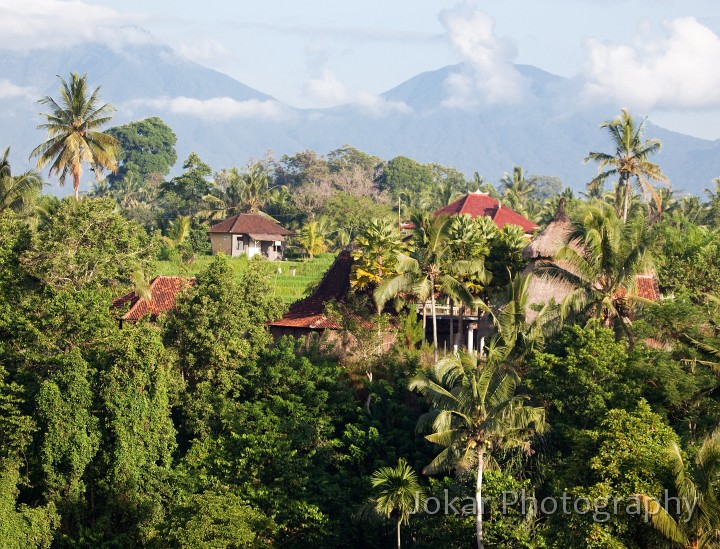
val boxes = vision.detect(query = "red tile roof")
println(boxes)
[269,250,354,329]
[613,273,661,302]
[434,192,538,233]
[209,213,292,238]
[635,274,661,301]
[111,276,196,321]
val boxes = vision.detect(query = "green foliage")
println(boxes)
[162,491,277,548]
[37,349,100,508]
[21,197,155,291]
[96,325,177,544]
[160,152,213,217]
[164,255,283,437]
[106,116,177,184]
[655,223,720,297]
[0,462,58,549]
[527,325,636,429]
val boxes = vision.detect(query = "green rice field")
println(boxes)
[154,253,336,303]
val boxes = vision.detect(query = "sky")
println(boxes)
[2,0,720,139]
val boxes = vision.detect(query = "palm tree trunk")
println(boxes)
[476,446,485,549]
[449,298,454,350]
[622,176,631,223]
[397,517,402,549]
[457,305,465,348]
[430,281,439,362]
[73,170,81,200]
[421,300,427,344]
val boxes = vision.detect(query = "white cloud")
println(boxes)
[175,40,228,64]
[583,17,720,109]
[0,79,34,99]
[304,68,349,104]
[439,1,526,107]
[303,68,411,116]
[0,0,153,51]
[131,96,288,121]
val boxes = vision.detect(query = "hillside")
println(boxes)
[2,43,719,194]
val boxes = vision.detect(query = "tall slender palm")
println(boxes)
[32,73,119,200]
[584,109,668,222]
[0,147,44,215]
[376,213,481,361]
[410,354,546,549]
[636,429,720,548]
[363,458,425,549]
[540,202,654,340]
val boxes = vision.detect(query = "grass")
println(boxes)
[154,253,337,303]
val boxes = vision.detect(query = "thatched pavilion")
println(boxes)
[520,200,577,323]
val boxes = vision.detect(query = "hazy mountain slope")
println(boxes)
[1,43,718,195]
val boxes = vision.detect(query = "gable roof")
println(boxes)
[435,192,538,234]
[209,213,293,237]
[269,249,354,329]
[111,275,195,321]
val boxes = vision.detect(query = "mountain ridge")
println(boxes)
[1,42,718,196]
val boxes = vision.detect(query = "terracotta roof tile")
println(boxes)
[209,213,292,236]
[434,192,538,233]
[111,276,196,321]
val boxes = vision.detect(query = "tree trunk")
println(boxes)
[430,280,439,362]
[456,305,465,348]
[421,301,427,344]
[476,447,485,549]
[73,170,81,200]
[449,298,454,350]
[622,176,631,223]
[397,518,402,549]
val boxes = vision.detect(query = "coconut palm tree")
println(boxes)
[636,429,720,548]
[584,109,668,222]
[361,458,425,549]
[375,213,482,361]
[410,353,546,549]
[31,72,119,200]
[540,202,654,340]
[0,147,44,215]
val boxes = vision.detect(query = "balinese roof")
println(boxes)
[111,275,195,321]
[209,212,293,237]
[434,191,538,234]
[269,249,354,329]
[522,201,574,260]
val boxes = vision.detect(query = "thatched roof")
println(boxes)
[521,265,575,324]
[522,199,573,260]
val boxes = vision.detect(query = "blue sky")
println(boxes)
[3,0,720,138]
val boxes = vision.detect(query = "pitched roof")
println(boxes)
[111,276,195,321]
[269,249,354,329]
[434,192,538,233]
[208,213,293,237]
[522,200,574,260]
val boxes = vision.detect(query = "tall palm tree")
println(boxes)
[0,147,44,215]
[31,73,119,200]
[540,202,654,340]
[636,429,720,547]
[362,458,425,549]
[584,109,668,222]
[375,213,482,361]
[410,354,546,549]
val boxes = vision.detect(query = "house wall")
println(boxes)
[210,234,232,255]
